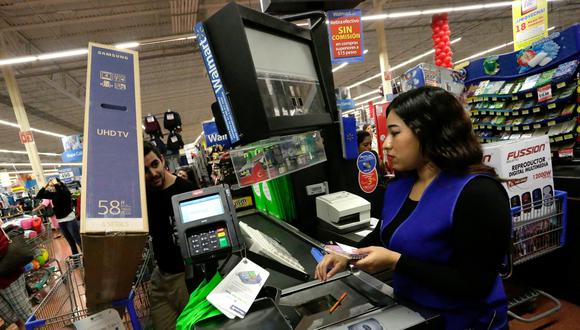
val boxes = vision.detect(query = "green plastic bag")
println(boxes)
[176,272,223,329]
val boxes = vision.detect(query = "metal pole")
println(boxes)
[1,35,46,187]
[373,0,394,101]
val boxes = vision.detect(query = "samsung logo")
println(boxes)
[97,50,128,60]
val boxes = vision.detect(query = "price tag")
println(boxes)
[548,103,557,109]
[166,113,174,120]
[481,111,487,115]
[548,121,556,126]
[565,134,573,140]
[497,126,503,131]
[505,126,512,131]
[537,84,552,103]
[486,125,493,129]
[146,116,154,123]
[533,124,542,129]
[523,125,530,130]
[512,96,518,101]
[522,110,529,115]
[513,111,519,116]
[513,126,520,131]
[526,92,533,98]
[533,107,541,113]
[492,97,498,101]
[549,138,554,143]
[557,82,566,89]
[555,136,564,142]
[170,136,178,143]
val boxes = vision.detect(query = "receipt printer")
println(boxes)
[316,191,371,233]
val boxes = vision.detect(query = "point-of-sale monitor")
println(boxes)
[196,3,337,146]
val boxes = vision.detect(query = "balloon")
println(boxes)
[435,59,443,66]
[433,26,441,34]
[438,41,446,49]
[445,55,452,62]
[438,31,446,38]
[434,37,441,44]
[446,30,451,36]
[441,12,448,19]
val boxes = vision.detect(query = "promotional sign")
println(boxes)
[58,168,75,184]
[357,151,378,193]
[202,120,231,149]
[374,103,388,163]
[195,22,240,144]
[61,134,83,163]
[465,25,580,83]
[81,43,147,233]
[327,9,364,64]
[340,116,358,160]
[512,0,548,51]
[336,99,356,112]
[19,131,34,144]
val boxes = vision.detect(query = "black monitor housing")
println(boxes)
[196,3,338,146]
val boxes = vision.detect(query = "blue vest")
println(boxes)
[381,172,508,330]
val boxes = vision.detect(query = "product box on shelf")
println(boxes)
[81,43,148,308]
[400,63,465,96]
[482,135,554,219]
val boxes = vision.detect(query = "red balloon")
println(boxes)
[445,30,451,36]
[445,55,452,62]
[435,59,443,66]
[438,30,446,38]
[433,26,441,34]
[438,41,446,49]
[441,13,448,19]
[434,37,441,44]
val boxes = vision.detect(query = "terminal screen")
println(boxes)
[179,194,225,223]
[245,27,327,118]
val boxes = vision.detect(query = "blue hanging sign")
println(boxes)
[202,121,231,149]
[81,43,147,233]
[195,22,240,143]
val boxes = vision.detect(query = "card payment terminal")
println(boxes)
[172,185,243,264]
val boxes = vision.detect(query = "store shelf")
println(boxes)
[467,79,578,104]
[473,114,576,131]
[469,94,577,117]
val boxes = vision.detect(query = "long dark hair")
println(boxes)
[387,86,496,176]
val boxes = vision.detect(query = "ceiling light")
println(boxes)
[0,56,37,66]
[38,49,88,60]
[0,149,60,156]
[0,162,81,167]
[353,90,378,100]
[347,37,461,89]
[6,169,60,175]
[355,95,382,106]
[332,63,349,73]
[114,42,140,49]
[0,119,66,138]
[364,49,369,54]
[361,1,559,21]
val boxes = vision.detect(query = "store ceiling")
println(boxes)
[0,0,578,172]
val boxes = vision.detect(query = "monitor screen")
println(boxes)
[179,194,225,223]
[245,27,327,118]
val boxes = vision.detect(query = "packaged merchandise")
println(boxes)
[552,60,579,83]
[499,82,515,95]
[520,74,541,91]
[474,80,490,96]
[482,136,554,220]
[535,69,557,87]
[558,84,576,100]
[560,104,576,116]
[511,79,525,94]
[512,117,524,126]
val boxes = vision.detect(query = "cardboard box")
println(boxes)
[400,63,465,96]
[482,136,554,220]
[80,43,149,308]
[83,234,147,309]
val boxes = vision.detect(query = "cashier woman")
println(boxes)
[316,87,511,330]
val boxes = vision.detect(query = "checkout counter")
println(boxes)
[171,185,440,329]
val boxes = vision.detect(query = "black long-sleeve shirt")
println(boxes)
[357,176,511,298]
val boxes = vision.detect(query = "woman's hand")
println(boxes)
[352,246,401,274]
[315,253,349,282]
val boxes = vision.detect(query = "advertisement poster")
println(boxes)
[512,0,548,51]
[327,9,364,64]
[82,43,147,233]
[357,151,378,193]
[61,134,83,163]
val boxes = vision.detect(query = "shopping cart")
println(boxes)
[25,242,153,330]
[505,190,567,323]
